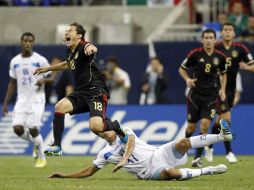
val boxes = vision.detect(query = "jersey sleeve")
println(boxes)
[239,44,254,65]
[9,59,16,79]
[180,50,196,70]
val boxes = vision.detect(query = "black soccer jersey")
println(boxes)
[181,47,227,96]
[66,42,109,96]
[216,42,254,92]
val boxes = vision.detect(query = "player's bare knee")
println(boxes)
[29,128,39,137]
[55,102,65,113]
[200,121,210,134]
[161,168,182,180]
[176,139,191,153]
[13,125,24,136]
[186,123,196,134]
[89,117,103,133]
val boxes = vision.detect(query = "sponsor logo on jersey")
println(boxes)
[232,50,238,58]
[213,57,219,65]
[199,58,205,62]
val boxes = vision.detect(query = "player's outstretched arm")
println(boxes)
[49,165,100,179]
[2,79,17,117]
[34,61,69,75]
[112,134,135,173]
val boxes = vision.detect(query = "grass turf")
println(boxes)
[0,155,253,190]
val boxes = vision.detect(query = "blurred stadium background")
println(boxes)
[0,0,254,189]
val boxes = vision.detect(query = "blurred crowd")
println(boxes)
[198,0,254,41]
[0,0,87,6]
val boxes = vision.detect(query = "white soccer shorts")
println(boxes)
[150,141,188,179]
[12,102,45,128]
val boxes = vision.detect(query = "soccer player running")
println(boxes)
[205,23,254,163]
[49,120,233,180]
[2,32,52,168]
[34,23,125,156]
[178,29,227,167]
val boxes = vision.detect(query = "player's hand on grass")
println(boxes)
[112,159,126,173]
[49,173,65,178]
[186,78,197,88]
[33,67,49,75]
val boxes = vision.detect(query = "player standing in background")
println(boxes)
[2,32,52,168]
[34,23,125,156]
[178,29,227,167]
[205,23,254,163]
[49,119,233,180]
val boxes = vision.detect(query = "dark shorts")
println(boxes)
[187,89,217,123]
[216,91,235,114]
[66,88,108,118]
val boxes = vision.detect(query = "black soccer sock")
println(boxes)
[103,118,125,138]
[209,123,221,149]
[194,132,204,159]
[224,141,232,154]
[194,147,204,159]
[53,112,65,147]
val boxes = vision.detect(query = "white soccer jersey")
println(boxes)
[93,127,157,179]
[9,52,50,103]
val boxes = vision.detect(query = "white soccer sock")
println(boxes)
[33,134,45,160]
[190,134,223,149]
[21,131,34,143]
[179,168,202,180]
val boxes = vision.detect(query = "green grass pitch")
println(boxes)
[0,156,254,190]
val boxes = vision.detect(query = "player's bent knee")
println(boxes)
[160,168,182,180]
[55,98,73,114]
[176,139,190,153]
[89,117,104,133]
[13,125,24,136]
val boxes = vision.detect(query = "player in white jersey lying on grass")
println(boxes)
[50,119,233,180]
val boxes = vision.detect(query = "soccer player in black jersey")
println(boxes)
[34,23,126,155]
[179,29,227,167]
[205,23,254,163]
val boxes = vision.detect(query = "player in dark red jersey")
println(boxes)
[205,23,254,163]
[34,23,126,155]
[179,29,227,167]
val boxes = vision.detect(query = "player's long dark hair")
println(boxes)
[70,22,86,42]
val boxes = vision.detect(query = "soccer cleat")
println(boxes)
[204,146,214,162]
[226,152,238,163]
[219,119,234,141]
[33,145,38,159]
[192,157,203,168]
[35,158,47,168]
[44,145,63,156]
[208,164,227,175]
[113,120,127,142]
